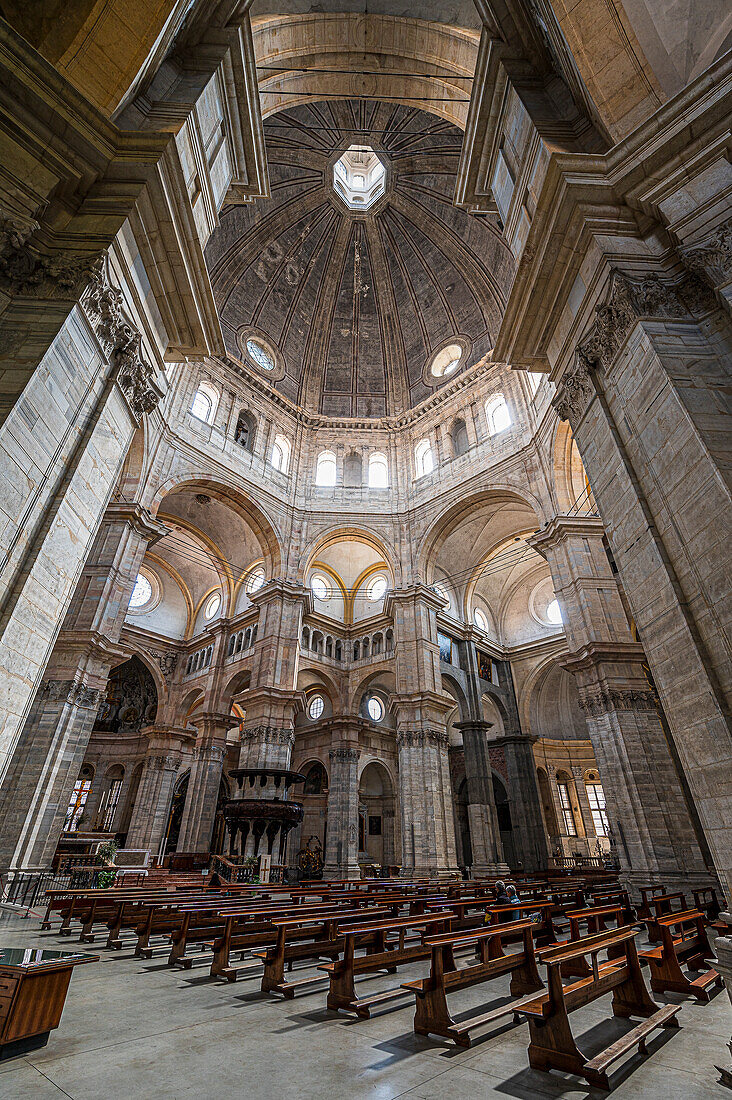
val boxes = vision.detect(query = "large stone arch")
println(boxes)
[417,486,546,582]
[253,15,480,130]
[148,474,283,575]
[300,525,396,585]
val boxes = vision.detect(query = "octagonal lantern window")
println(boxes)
[333,146,386,211]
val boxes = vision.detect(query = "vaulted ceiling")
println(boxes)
[205,100,516,417]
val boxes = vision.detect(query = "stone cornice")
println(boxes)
[561,640,648,674]
[103,501,169,545]
[493,51,732,376]
[529,514,606,555]
[211,348,506,431]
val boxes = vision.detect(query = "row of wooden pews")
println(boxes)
[36,871,723,1091]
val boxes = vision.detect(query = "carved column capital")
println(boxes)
[396,729,449,750]
[43,678,104,710]
[81,262,164,422]
[578,686,657,717]
[680,217,732,288]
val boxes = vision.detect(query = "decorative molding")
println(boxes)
[44,679,103,710]
[81,263,164,423]
[578,686,657,717]
[552,358,595,426]
[554,269,707,426]
[0,216,101,299]
[144,649,178,681]
[329,748,359,762]
[240,726,295,747]
[146,753,182,772]
[680,218,732,288]
[397,729,449,749]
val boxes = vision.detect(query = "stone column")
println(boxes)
[530,515,715,895]
[396,726,459,880]
[126,729,188,854]
[388,585,460,878]
[176,712,231,855]
[322,746,361,880]
[499,733,550,873]
[454,721,509,875]
[0,501,167,872]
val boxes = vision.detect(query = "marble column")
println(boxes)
[396,726,459,880]
[453,721,508,875]
[530,515,715,895]
[176,712,231,855]
[322,746,361,880]
[126,728,188,854]
[0,502,166,872]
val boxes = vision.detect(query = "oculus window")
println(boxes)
[333,146,386,211]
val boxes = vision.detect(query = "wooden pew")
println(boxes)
[523,927,681,1090]
[487,901,558,946]
[209,904,348,980]
[642,909,722,1002]
[254,907,392,998]
[401,919,544,1047]
[562,904,631,977]
[171,901,344,971]
[320,911,456,1017]
[693,886,722,922]
[637,885,668,920]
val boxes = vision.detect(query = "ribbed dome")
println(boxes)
[206,101,516,417]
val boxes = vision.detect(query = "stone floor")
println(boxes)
[0,907,729,1099]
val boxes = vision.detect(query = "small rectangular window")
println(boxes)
[65,779,92,832]
[557,782,577,836]
[102,779,124,832]
[586,783,609,837]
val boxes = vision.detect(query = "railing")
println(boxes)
[1,870,71,909]
[211,854,286,884]
[551,854,606,870]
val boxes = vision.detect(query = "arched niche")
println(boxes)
[358,761,396,870]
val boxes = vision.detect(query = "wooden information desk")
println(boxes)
[0,947,97,1059]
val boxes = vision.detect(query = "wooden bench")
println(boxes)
[693,886,722,922]
[319,911,456,1017]
[401,919,544,1047]
[642,908,722,1002]
[169,900,342,969]
[486,901,558,946]
[209,903,350,980]
[254,907,392,997]
[637,884,669,920]
[562,905,631,977]
[523,926,680,1090]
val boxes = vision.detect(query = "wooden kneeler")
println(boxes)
[524,926,680,1090]
[401,919,544,1047]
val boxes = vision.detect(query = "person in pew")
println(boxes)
[505,884,522,921]
[492,881,511,905]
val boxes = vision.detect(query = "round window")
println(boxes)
[546,598,562,624]
[367,696,384,722]
[204,592,221,620]
[430,343,463,379]
[473,607,489,633]
[308,694,325,720]
[311,575,329,602]
[129,573,152,610]
[367,575,388,601]
[246,337,274,371]
[245,568,265,595]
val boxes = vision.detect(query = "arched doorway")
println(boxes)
[299,761,329,856]
[492,774,516,869]
[164,771,190,854]
[358,762,396,871]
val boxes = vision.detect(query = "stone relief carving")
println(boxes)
[145,649,178,682]
[680,219,732,288]
[240,726,295,746]
[329,748,359,761]
[552,358,594,425]
[579,687,657,717]
[554,269,699,426]
[396,729,449,749]
[82,263,164,423]
[146,753,182,773]
[44,679,104,710]
[0,215,102,298]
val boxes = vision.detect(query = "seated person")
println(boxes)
[505,883,522,921]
